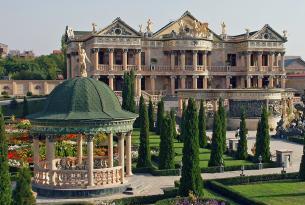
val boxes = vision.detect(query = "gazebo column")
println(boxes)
[87,135,94,187]
[107,132,113,168]
[118,133,125,183]
[33,136,40,166]
[46,136,55,185]
[125,131,132,176]
[77,134,83,165]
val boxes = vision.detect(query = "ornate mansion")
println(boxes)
[65,11,287,97]
[64,11,294,130]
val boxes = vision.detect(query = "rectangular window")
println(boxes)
[141,52,145,65]
[227,54,236,66]
[262,54,268,66]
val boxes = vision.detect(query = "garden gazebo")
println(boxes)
[28,77,137,197]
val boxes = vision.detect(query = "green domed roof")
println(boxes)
[28,77,137,121]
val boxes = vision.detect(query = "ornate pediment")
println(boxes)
[97,18,141,37]
[153,11,213,40]
[249,25,286,42]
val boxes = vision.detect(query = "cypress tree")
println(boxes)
[198,99,207,148]
[122,72,130,111]
[260,106,271,162]
[299,133,305,180]
[218,98,227,153]
[13,167,35,205]
[179,98,202,197]
[208,112,223,167]
[255,120,262,160]
[156,100,164,135]
[159,115,175,170]
[0,108,12,205]
[170,109,177,140]
[148,98,154,132]
[179,101,186,142]
[128,70,136,113]
[237,110,248,160]
[22,96,29,118]
[136,96,151,168]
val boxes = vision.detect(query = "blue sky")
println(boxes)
[1,0,304,58]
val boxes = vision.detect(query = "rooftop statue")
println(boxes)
[139,24,143,33]
[146,19,153,33]
[221,22,226,35]
[78,43,91,77]
[92,23,97,33]
[283,30,288,38]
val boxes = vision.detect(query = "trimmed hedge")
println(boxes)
[205,180,267,205]
[113,188,178,205]
[2,98,46,117]
[211,172,299,185]
[287,136,304,144]
[155,197,229,205]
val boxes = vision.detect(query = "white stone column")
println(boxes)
[280,52,285,71]
[125,131,132,176]
[170,51,175,70]
[43,81,48,95]
[246,51,251,71]
[258,76,263,88]
[170,76,176,95]
[268,76,274,88]
[108,49,114,71]
[33,137,40,165]
[269,52,274,71]
[192,50,198,71]
[93,48,99,71]
[203,76,208,89]
[258,52,263,71]
[192,75,198,89]
[123,49,128,70]
[77,135,83,165]
[87,135,94,187]
[118,133,125,183]
[203,51,208,70]
[136,49,142,71]
[246,76,252,88]
[226,76,231,89]
[136,75,142,97]
[107,132,113,168]
[108,75,114,90]
[150,75,156,95]
[180,76,186,89]
[180,51,185,70]
[281,76,286,88]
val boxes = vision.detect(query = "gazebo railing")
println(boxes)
[93,166,122,186]
[53,169,88,188]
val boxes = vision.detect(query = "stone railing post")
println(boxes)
[77,134,83,165]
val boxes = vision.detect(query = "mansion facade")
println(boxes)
[64,11,288,98]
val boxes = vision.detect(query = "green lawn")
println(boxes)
[229,180,305,205]
[132,128,253,169]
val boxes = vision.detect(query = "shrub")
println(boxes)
[26,91,32,97]
[1,91,8,96]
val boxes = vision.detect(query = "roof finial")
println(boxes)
[283,30,288,38]
[245,28,250,38]
[146,19,153,33]
[221,22,226,35]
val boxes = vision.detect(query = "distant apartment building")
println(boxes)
[0,43,8,58]
[52,50,63,55]
[8,50,35,58]
[285,56,305,74]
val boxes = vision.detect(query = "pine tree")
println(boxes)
[0,108,12,205]
[237,110,248,160]
[122,72,130,111]
[198,99,207,148]
[179,98,203,197]
[170,109,177,140]
[156,100,164,135]
[208,112,223,167]
[22,96,29,118]
[218,98,227,153]
[299,134,305,180]
[148,98,154,132]
[136,96,151,168]
[159,115,175,170]
[13,167,35,205]
[260,106,271,162]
